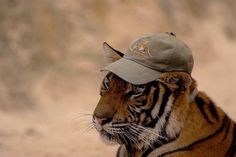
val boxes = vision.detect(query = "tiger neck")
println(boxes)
[120,88,199,157]
[120,131,176,157]
[147,92,225,157]
[124,145,142,157]
[123,135,170,157]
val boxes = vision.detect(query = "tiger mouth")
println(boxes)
[100,130,120,144]
[100,130,112,138]
[99,124,131,144]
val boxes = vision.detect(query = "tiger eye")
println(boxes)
[132,85,145,94]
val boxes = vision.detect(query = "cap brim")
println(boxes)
[101,58,162,85]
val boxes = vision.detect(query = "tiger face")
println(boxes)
[93,71,194,148]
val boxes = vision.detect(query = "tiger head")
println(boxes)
[93,43,197,149]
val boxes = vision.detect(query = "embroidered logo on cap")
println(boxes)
[130,39,151,57]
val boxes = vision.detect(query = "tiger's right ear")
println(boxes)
[158,71,192,92]
[103,42,124,63]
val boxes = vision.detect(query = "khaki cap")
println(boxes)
[102,33,194,85]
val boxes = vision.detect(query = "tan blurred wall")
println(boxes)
[0,0,236,110]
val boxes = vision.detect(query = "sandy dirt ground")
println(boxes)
[0,1,236,157]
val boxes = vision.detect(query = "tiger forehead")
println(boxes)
[102,73,154,94]
[103,73,129,91]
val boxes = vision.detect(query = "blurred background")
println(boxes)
[0,0,236,156]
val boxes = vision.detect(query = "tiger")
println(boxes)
[92,44,236,157]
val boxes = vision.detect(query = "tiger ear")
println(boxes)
[103,42,124,63]
[158,71,192,91]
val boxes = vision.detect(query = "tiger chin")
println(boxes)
[92,45,236,157]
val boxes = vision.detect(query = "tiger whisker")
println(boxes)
[123,129,139,146]
[71,113,93,121]
[80,122,95,134]
[111,128,129,145]
[120,132,129,145]
[108,128,125,134]
[132,124,168,140]
[127,126,154,149]
[128,124,166,148]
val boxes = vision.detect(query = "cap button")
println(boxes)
[166,32,176,37]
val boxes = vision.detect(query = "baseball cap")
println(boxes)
[102,32,194,85]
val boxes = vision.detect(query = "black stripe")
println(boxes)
[135,84,152,107]
[141,86,173,157]
[138,82,159,109]
[116,146,121,157]
[128,115,134,122]
[128,84,155,124]
[127,106,134,116]
[150,83,160,110]
[161,111,172,135]
[137,81,158,109]
[143,84,171,128]
[118,133,134,156]
[128,106,141,125]
[141,136,168,157]
[226,123,236,157]
[144,83,152,95]
[222,116,231,142]
[135,112,141,124]
[125,143,135,157]
[158,116,228,157]
[128,83,151,100]
[141,83,159,127]
[143,84,161,128]
[142,110,180,157]
[195,96,214,124]
[157,85,171,118]
[208,100,219,121]
[140,99,147,106]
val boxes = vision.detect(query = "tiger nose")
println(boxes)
[93,115,112,126]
